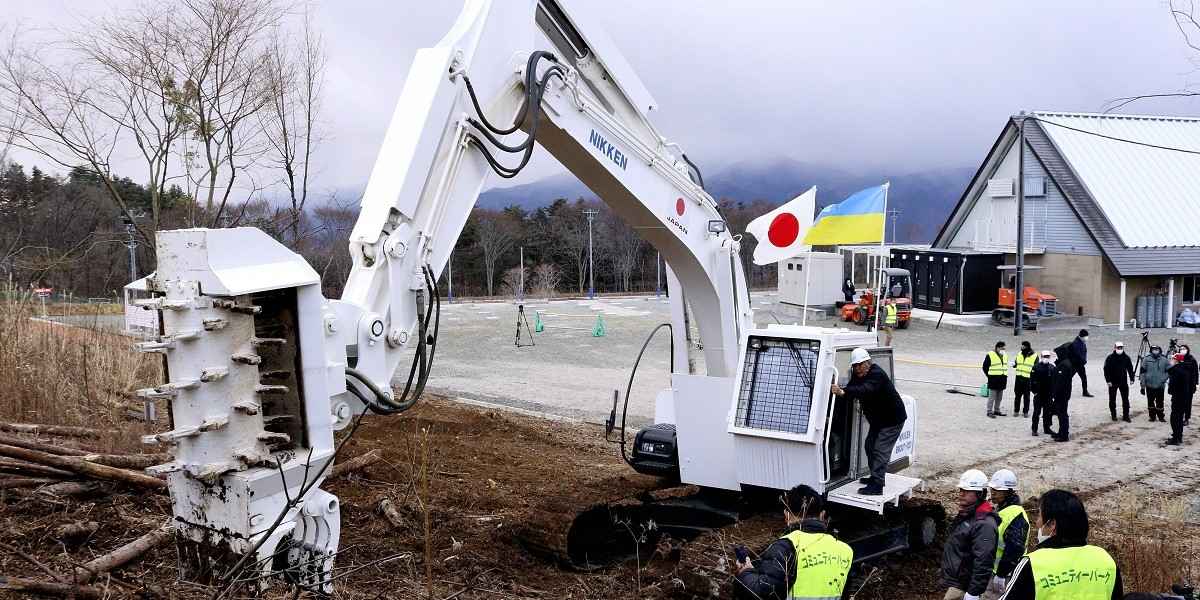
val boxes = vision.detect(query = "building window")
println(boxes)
[734,337,819,435]
[1184,276,1200,304]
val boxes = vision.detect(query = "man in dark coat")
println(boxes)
[1102,341,1134,422]
[1070,329,1093,397]
[842,278,855,303]
[1051,344,1075,442]
[831,347,908,496]
[1167,353,1193,446]
[733,485,853,600]
[1029,350,1056,437]
[1181,344,1197,425]
[941,469,999,600]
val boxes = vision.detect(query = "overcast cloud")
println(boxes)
[7,1,1200,194]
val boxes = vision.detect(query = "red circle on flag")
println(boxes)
[675,198,685,216]
[767,213,800,247]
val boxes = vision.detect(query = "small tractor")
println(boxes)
[992,285,1058,328]
[840,267,913,329]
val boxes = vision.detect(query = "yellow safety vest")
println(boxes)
[988,351,1009,377]
[1026,545,1117,600]
[884,304,898,326]
[1015,353,1037,379]
[782,530,854,600]
[993,504,1029,573]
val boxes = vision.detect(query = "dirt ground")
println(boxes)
[1,393,1197,599]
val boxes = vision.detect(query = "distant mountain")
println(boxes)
[476,158,975,243]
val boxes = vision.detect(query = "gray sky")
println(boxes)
[7,0,1200,194]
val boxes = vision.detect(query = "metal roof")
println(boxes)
[1032,111,1200,249]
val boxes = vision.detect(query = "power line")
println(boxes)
[1030,116,1200,156]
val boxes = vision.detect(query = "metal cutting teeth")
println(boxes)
[232,353,262,365]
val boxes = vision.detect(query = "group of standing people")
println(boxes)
[981,339,1074,442]
[981,329,1197,445]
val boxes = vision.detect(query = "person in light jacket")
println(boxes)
[1139,345,1169,423]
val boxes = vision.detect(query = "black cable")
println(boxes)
[681,153,705,190]
[1030,116,1200,155]
[465,66,563,153]
[460,50,558,136]
[466,66,564,179]
[615,323,673,465]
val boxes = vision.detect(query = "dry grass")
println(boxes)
[1092,485,1199,594]
[0,291,161,453]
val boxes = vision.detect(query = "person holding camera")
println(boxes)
[733,484,854,600]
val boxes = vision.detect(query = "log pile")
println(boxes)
[0,422,169,495]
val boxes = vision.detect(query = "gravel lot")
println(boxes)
[420,293,1200,518]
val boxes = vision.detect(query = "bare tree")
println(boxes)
[474,210,516,296]
[603,211,642,293]
[261,7,325,244]
[531,263,561,298]
[0,29,153,240]
[172,0,282,226]
[500,265,527,299]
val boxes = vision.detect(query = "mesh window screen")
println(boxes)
[734,337,820,434]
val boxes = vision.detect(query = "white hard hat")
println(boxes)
[988,469,1018,491]
[850,347,871,365]
[958,469,988,491]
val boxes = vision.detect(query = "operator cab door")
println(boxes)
[822,347,921,514]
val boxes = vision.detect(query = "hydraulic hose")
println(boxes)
[615,323,673,465]
[461,50,558,136]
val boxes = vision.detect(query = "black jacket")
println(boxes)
[998,536,1123,600]
[1168,362,1193,400]
[941,499,1000,596]
[1030,361,1053,397]
[982,351,1009,391]
[1102,352,1134,384]
[993,495,1029,578]
[841,363,907,428]
[1070,337,1088,366]
[1183,354,1199,392]
[1052,345,1075,403]
[734,519,835,600]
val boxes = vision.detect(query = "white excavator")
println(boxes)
[127,0,939,593]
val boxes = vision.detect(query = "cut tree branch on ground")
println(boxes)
[0,423,112,439]
[38,481,104,497]
[330,449,382,478]
[55,521,100,544]
[81,453,171,469]
[0,433,90,456]
[0,458,77,479]
[0,477,57,489]
[0,444,166,490]
[73,527,171,583]
[0,576,101,599]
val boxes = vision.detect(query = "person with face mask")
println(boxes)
[831,348,907,496]
[1029,350,1057,437]
[1070,330,1094,397]
[985,470,1028,600]
[998,489,1122,600]
[1167,353,1193,446]
[1181,344,1197,425]
[1139,345,1169,422]
[941,469,1000,600]
[733,485,853,600]
[1103,342,1135,422]
[1011,341,1036,417]
[983,341,1010,418]
[1050,344,1075,442]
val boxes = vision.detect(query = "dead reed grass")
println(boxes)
[0,290,161,453]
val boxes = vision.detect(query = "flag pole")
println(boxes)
[801,187,817,326]
[873,182,890,344]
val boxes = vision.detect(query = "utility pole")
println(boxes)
[447,250,454,302]
[887,208,902,244]
[1015,112,1027,336]
[584,209,598,299]
[519,246,525,302]
[123,214,139,283]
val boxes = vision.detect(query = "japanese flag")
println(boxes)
[745,186,816,265]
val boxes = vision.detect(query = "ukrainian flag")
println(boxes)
[801,184,887,245]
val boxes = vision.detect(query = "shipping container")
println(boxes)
[889,249,1003,314]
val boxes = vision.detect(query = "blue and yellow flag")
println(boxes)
[801,184,887,245]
